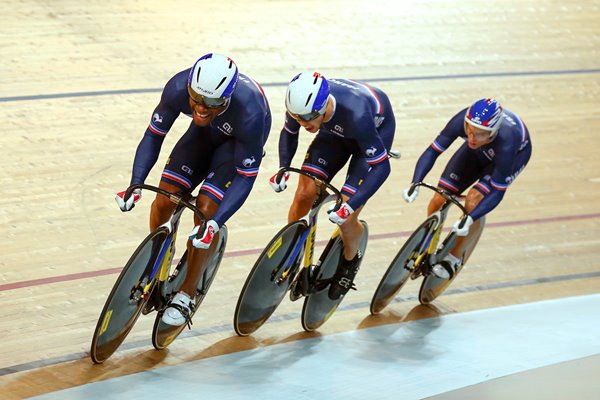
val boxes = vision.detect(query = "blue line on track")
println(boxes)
[2,68,599,103]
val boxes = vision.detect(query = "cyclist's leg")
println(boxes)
[451,144,531,258]
[179,133,234,297]
[427,142,483,216]
[338,201,364,260]
[157,123,219,324]
[427,143,487,277]
[338,102,394,259]
[288,175,318,222]
[178,193,220,296]
[150,181,182,230]
[449,188,484,259]
[289,134,350,222]
[151,122,213,230]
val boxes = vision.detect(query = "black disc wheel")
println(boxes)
[369,217,437,315]
[233,221,308,336]
[418,216,485,304]
[90,228,169,363]
[301,221,369,332]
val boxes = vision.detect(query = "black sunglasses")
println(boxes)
[187,85,228,109]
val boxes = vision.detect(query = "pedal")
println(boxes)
[141,301,155,315]
[141,286,162,315]
[289,281,303,302]
[289,267,311,301]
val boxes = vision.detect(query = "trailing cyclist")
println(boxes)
[403,98,532,279]
[115,53,271,326]
[269,72,396,300]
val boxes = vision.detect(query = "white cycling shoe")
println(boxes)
[431,254,461,280]
[161,292,194,327]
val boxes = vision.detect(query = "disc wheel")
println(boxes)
[90,228,168,363]
[233,221,307,336]
[301,221,369,332]
[369,217,437,314]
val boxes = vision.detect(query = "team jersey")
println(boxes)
[278,78,392,209]
[130,69,271,226]
[412,108,531,220]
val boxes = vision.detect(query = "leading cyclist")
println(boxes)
[115,53,271,326]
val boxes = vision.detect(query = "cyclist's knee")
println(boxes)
[154,181,182,211]
[294,180,318,207]
[195,195,219,222]
[427,193,445,215]
[150,195,177,230]
[152,193,176,215]
[464,189,483,213]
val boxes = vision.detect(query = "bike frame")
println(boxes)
[272,168,342,293]
[407,183,468,276]
[124,184,206,305]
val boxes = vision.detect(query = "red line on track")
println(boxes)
[1,212,599,292]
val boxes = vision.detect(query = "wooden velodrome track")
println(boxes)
[1,0,599,398]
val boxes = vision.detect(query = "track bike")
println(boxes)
[90,184,228,363]
[370,182,485,314]
[233,167,369,335]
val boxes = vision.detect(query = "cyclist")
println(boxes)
[115,53,271,326]
[403,98,532,279]
[269,72,396,300]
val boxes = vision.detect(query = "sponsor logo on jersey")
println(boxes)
[505,164,526,184]
[366,146,377,157]
[182,165,194,175]
[482,148,496,161]
[318,158,328,166]
[374,115,385,128]
[153,113,163,123]
[329,79,359,91]
[243,156,256,168]
[219,122,233,136]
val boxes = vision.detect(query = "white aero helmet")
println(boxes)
[285,72,330,121]
[187,53,239,108]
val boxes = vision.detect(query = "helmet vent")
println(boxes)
[215,77,227,90]
[305,93,313,107]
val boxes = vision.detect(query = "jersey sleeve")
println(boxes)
[411,109,465,183]
[130,78,182,185]
[278,113,301,168]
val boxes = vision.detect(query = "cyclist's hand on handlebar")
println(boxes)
[269,169,289,193]
[190,220,219,249]
[402,183,419,203]
[328,203,354,225]
[453,215,474,236]
[115,188,141,212]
